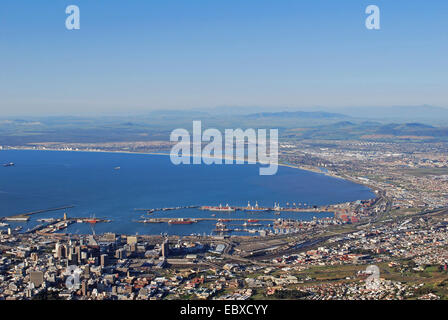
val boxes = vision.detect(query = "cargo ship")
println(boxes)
[83,214,108,224]
[140,219,163,223]
[243,201,271,212]
[247,219,259,223]
[213,222,230,232]
[200,204,235,212]
[2,162,14,167]
[37,218,56,223]
[243,222,261,227]
[168,218,197,225]
[85,218,100,224]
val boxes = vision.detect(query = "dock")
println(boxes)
[134,205,199,213]
[134,204,331,215]
[3,205,75,222]
[30,217,110,234]
[137,218,280,223]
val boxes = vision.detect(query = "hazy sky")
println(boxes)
[0,0,447,115]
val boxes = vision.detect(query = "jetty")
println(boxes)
[134,204,330,214]
[137,218,280,224]
[134,205,199,214]
[3,205,75,222]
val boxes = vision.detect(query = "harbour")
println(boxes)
[0,150,375,236]
[1,205,76,222]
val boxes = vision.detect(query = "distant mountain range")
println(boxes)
[318,105,448,124]
[245,111,347,119]
[282,120,448,141]
[2,106,448,144]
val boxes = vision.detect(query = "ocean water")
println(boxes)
[0,150,375,236]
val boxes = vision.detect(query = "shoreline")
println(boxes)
[1,146,376,198]
[0,147,378,236]
[1,146,335,177]
[1,146,375,190]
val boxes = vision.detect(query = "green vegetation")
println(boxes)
[265,289,310,300]
[294,264,364,284]
[401,168,448,177]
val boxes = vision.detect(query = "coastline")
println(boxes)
[1,146,330,175]
[0,147,378,237]
[1,146,375,197]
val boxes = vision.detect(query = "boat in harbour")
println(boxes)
[2,162,14,167]
[200,204,236,212]
[243,201,271,212]
[168,218,197,225]
[213,222,230,232]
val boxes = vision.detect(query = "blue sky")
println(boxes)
[0,0,447,115]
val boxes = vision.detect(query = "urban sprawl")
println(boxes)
[1,138,448,300]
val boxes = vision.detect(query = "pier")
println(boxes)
[2,205,75,222]
[134,204,332,214]
[137,218,281,223]
[30,217,111,235]
[134,205,199,213]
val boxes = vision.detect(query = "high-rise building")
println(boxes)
[115,248,126,259]
[84,265,90,278]
[30,252,38,262]
[161,239,169,258]
[30,271,44,288]
[75,246,81,263]
[81,280,88,296]
[55,243,66,259]
[127,236,138,245]
[100,254,108,267]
